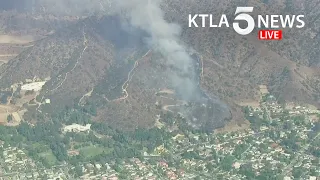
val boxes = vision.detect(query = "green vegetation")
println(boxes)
[78,145,106,160]
[0,94,319,179]
[7,114,13,122]
[39,151,58,167]
[0,106,178,168]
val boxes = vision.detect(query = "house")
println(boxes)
[159,161,168,168]
[62,124,91,133]
[21,81,46,91]
[68,150,80,156]
[284,176,291,180]
[45,99,51,104]
[309,176,317,180]
[232,162,241,169]
[108,175,118,180]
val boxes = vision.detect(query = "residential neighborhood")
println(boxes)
[0,94,319,179]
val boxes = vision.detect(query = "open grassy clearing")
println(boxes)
[78,145,112,160]
[39,151,58,166]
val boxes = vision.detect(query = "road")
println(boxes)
[105,49,151,102]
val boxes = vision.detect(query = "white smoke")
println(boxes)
[13,0,232,129]
[28,0,200,100]
[114,0,198,100]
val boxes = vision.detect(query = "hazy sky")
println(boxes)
[0,0,30,11]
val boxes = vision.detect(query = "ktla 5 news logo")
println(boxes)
[188,7,305,40]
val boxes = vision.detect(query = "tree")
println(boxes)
[243,106,250,115]
[283,121,294,130]
[50,142,68,161]
[239,164,255,179]
[257,168,276,180]
[40,156,52,168]
[113,164,122,173]
[181,151,200,160]
[233,144,248,159]
[75,165,83,177]
[206,163,214,171]
[292,167,304,178]
[220,155,235,171]
[7,114,13,122]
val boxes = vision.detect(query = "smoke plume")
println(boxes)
[31,0,199,100]
[1,0,232,129]
[1,0,200,100]
[6,0,228,100]
[114,0,198,100]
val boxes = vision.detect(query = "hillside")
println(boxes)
[0,0,319,131]
[163,0,320,106]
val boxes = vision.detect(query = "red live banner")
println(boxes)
[258,30,283,40]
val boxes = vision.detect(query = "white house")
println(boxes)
[63,124,91,133]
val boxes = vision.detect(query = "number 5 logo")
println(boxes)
[233,7,255,35]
